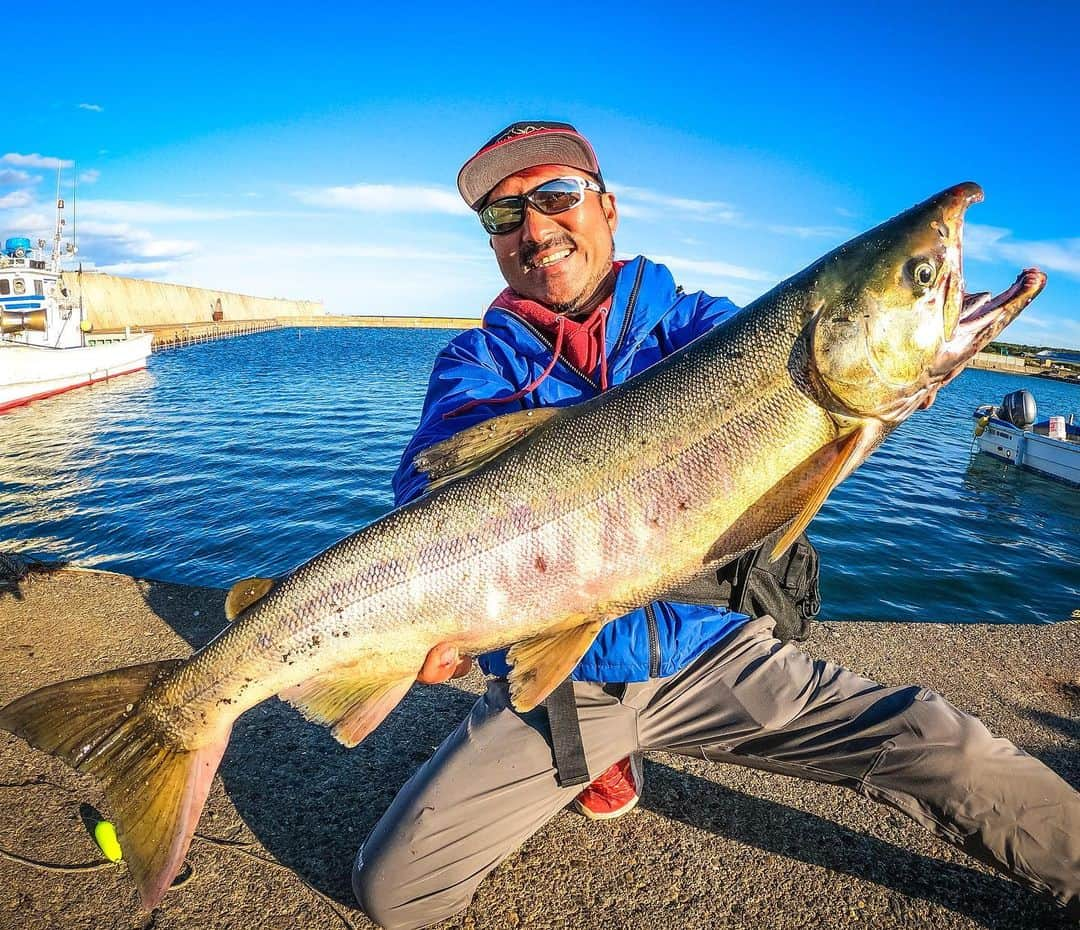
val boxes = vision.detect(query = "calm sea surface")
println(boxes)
[1,328,1077,624]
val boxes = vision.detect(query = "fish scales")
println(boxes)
[162,292,830,737]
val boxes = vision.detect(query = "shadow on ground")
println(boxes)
[134,579,1074,930]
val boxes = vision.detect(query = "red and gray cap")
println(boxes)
[457,121,604,210]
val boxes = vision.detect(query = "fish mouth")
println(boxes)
[935,267,1046,377]
[957,269,1044,336]
[874,267,1045,421]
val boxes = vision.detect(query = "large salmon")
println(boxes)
[0,182,1045,908]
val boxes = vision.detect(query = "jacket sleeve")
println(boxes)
[391,331,522,507]
[662,290,742,350]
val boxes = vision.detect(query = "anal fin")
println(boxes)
[280,668,414,748]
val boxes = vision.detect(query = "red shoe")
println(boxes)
[572,753,644,820]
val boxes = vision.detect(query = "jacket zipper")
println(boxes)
[612,258,646,359]
[645,602,661,677]
[498,257,648,394]
[498,309,598,388]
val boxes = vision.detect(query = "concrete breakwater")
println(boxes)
[57,271,480,348]
[61,270,324,331]
[281,315,478,329]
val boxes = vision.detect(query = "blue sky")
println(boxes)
[5,1,1079,347]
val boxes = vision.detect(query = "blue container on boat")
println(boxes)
[4,237,32,256]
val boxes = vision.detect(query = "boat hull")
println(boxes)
[0,335,153,412]
[973,410,1080,487]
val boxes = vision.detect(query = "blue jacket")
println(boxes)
[392,256,750,682]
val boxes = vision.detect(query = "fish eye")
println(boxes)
[910,260,936,289]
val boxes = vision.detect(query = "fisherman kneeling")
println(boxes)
[352,122,1080,929]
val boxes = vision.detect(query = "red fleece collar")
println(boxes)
[491,261,625,379]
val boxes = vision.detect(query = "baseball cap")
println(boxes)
[457,121,604,210]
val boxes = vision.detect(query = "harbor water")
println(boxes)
[1,327,1077,624]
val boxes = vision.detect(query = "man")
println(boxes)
[353,122,1080,930]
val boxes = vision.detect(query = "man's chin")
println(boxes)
[518,282,585,312]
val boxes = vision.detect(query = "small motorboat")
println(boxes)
[972,389,1080,487]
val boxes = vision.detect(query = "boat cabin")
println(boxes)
[0,237,83,349]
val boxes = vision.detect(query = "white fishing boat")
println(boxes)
[0,189,151,413]
[972,389,1080,487]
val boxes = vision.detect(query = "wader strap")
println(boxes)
[783,541,809,594]
[545,678,590,787]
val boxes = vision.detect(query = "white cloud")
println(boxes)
[1006,312,1080,348]
[649,254,774,282]
[94,260,179,276]
[5,211,52,232]
[611,182,740,223]
[0,168,33,185]
[0,190,33,209]
[78,103,104,112]
[293,183,470,215]
[173,240,504,314]
[2,152,74,169]
[966,223,1080,278]
[766,222,852,240]
[80,199,263,223]
[77,220,198,259]
[301,243,484,263]
[79,169,101,184]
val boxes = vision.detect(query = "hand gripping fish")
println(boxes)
[0,183,1045,908]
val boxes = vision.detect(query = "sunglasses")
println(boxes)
[479,176,604,235]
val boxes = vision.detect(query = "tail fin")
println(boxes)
[0,661,231,909]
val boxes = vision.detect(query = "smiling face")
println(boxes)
[485,164,619,315]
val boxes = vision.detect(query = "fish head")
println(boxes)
[807,182,1045,422]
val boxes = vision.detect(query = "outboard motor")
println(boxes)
[999,389,1036,429]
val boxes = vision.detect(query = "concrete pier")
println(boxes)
[0,563,1075,929]
[62,270,324,331]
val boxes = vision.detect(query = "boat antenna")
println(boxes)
[51,163,69,270]
[72,162,77,265]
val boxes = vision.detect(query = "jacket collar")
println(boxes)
[482,256,678,380]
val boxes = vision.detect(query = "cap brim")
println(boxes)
[457,130,601,209]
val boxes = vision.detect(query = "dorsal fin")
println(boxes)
[224,577,276,621]
[413,406,560,494]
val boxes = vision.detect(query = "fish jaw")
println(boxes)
[933,267,1046,378]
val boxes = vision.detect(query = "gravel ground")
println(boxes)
[0,564,1076,930]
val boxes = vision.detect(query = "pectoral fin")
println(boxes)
[280,669,415,748]
[414,407,560,493]
[506,618,607,713]
[769,421,884,562]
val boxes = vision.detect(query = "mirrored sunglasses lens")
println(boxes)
[531,179,584,215]
[481,200,524,234]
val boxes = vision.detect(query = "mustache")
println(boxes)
[519,235,575,269]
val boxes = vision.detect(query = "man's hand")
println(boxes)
[418,642,473,684]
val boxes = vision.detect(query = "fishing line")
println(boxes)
[0,781,354,928]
